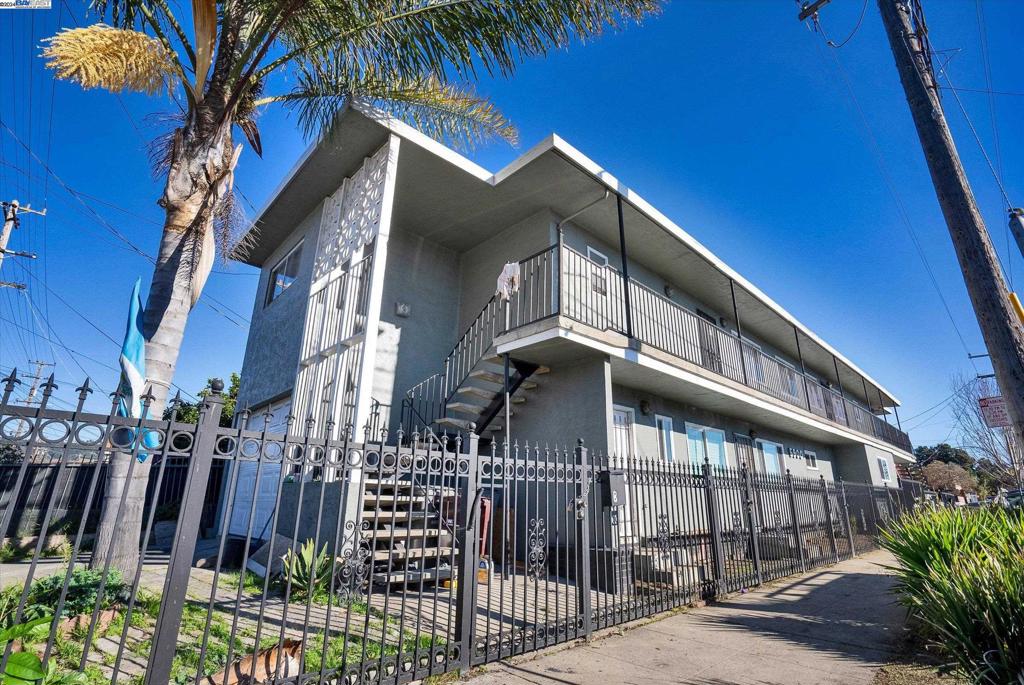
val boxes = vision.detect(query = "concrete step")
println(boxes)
[469,369,504,385]
[447,400,488,415]
[373,546,455,561]
[373,567,453,584]
[436,416,474,431]
[455,386,498,401]
[363,509,435,522]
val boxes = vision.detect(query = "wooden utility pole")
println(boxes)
[875,0,1024,448]
[0,200,42,290]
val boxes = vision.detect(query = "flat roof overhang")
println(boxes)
[241,107,905,412]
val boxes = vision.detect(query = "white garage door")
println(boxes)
[227,398,290,539]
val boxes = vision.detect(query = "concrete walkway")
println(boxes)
[466,551,903,685]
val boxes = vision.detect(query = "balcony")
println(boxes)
[497,244,912,453]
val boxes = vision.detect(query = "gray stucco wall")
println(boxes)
[375,228,463,431]
[501,352,611,455]
[457,210,555,332]
[610,384,837,481]
[832,444,899,488]
[237,202,324,410]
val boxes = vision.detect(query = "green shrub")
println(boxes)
[26,568,129,620]
[881,507,1024,684]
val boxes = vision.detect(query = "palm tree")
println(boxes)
[44,0,658,576]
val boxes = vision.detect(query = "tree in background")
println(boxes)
[43,0,659,577]
[163,373,240,427]
[948,373,1023,491]
[920,461,978,495]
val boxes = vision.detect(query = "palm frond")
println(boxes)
[43,24,179,95]
[191,0,217,100]
[263,0,661,83]
[266,65,517,149]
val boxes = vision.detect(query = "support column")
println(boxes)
[794,328,812,411]
[616,194,634,340]
[731,279,749,385]
[832,355,849,426]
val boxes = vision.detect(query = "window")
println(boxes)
[266,241,303,305]
[756,439,784,475]
[586,246,609,295]
[877,457,891,482]
[655,415,674,463]
[685,423,727,467]
[805,450,819,470]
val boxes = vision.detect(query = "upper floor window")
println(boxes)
[266,241,303,305]
[586,246,609,295]
[877,457,891,482]
[655,415,674,463]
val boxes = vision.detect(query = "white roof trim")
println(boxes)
[254,106,903,406]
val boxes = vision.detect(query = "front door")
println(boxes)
[612,408,635,459]
[611,407,635,544]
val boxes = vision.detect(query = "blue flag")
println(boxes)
[117,279,158,458]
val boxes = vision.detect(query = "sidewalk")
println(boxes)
[466,551,903,685]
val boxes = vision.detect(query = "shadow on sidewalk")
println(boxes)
[685,566,905,667]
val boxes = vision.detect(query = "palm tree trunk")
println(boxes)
[92,117,233,578]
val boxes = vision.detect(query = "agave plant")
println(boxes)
[281,539,333,601]
[43,0,659,577]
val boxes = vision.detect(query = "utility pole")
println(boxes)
[23,360,55,406]
[868,0,1024,450]
[0,200,42,290]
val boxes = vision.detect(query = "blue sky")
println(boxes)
[0,1,1021,446]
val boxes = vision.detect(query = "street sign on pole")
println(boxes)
[979,396,1012,428]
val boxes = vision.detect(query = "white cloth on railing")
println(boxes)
[495,261,521,301]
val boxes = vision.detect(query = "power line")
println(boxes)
[0,120,252,327]
[813,39,981,373]
[940,86,1024,98]
[937,68,1013,211]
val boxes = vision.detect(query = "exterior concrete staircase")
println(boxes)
[436,356,549,439]
[361,477,457,585]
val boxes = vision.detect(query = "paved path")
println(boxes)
[466,551,903,685]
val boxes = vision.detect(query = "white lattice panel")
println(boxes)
[313,144,389,282]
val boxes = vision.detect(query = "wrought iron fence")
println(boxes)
[0,373,930,685]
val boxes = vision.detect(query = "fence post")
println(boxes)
[740,462,763,586]
[819,475,840,564]
[838,479,856,556]
[454,429,481,669]
[144,381,225,685]
[575,439,594,639]
[839,479,856,552]
[784,470,806,574]
[702,458,726,597]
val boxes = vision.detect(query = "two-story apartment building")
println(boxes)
[230,106,913,537]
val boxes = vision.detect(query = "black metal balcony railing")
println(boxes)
[549,245,909,452]
[404,244,911,453]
